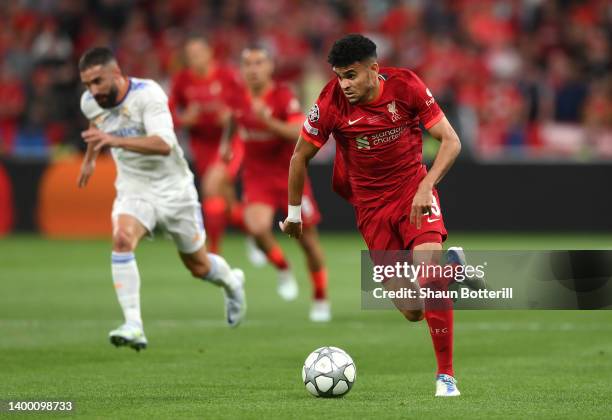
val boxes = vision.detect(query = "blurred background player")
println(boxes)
[77,47,246,350]
[235,46,330,322]
[281,34,465,396]
[168,36,245,254]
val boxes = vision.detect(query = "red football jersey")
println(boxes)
[234,83,304,181]
[169,64,242,144]
[300,67,444,207]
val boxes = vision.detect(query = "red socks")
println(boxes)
[267,247,328,301]
[423,309,454,376]
[419,269,454,377]
[310,269,328,300]
[229,203,246,232]
[203,197,227,254]
[266,245,289,270]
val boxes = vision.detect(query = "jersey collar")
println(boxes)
[363,76,385,105]
[114,77,132,107]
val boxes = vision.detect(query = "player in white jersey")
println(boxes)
[77,47,246,351]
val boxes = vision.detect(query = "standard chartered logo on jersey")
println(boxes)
[355,136,370,150]
[355,125,406,150]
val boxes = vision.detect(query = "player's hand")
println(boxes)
[181,103,202,126]
[279,219,303,239]
[77,160,95,188]
[252,98,272,123]
[82,128,120,152]
[410,186,433,230]
[217,106,232,126]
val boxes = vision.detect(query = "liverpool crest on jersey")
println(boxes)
[387,100,401,122]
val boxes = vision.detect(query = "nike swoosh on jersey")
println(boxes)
[348,116,365,125]
[427,218,440,223]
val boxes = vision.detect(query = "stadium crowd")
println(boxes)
[0,0,610,161]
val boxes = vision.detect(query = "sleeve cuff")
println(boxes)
[424,112,444,130]
[287,114,305,124]
[300,129,323,148]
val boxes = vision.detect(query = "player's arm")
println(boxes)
[256,105,301,142]
[261,117,301,142]
[253,94,302,142]
[279,136,319,238]
[218,112,235,163]
[82,88,177,156]
[168,77,200,128]
[173,103,201,128]
[81,128,172,156]
[410,116,461,228]
[78,123,101,188]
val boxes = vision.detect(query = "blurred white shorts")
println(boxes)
[112,195,206,254]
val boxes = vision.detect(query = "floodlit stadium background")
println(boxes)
[0,0,610,234]
[0,1,610,418]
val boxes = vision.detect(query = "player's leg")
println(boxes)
[178,246,246,327]
[202,162,230,254]
[412,238,459,397]
[244,202,298,300]
[202,139,245,254]
[224,138,247,233]
[355,202,424,319]
[109,210,151,351]
[297,226,331,322]
[166,201,246,327]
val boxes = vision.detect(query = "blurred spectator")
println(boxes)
[0,0,608,162]
[31,18,73,64]
[0,63,25,155]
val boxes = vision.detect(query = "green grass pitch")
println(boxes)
[1,233,611,419]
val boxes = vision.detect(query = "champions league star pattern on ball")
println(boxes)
[302,346,356,398]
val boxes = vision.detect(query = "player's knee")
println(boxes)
[401,310,424,322]
[245,216,271,237]
[112,229,136,252]
[248,223,269,237]
[187,259,212,279]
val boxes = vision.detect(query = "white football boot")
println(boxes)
[109,323,148,352]
[309,299,331,322]
[277,269,298,301]
[447,246,487,291]
[224,269,247,328]
[245,237,267,267]
[435,374,461,397]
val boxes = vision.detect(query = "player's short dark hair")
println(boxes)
[184,34,209,47]
[242,42,272,58]
[78,47,116,72]
[327,34,377,67]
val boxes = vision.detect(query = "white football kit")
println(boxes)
[80,77,205,253]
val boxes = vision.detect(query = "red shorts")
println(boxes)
[355,186,447,251]
[243,175,321,227]
[190,137,244,181]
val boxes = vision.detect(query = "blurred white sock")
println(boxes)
[111,252,142,327]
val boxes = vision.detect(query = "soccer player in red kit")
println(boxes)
[281,34,466,396]
[235,46,330,321]
[169,36,245,254]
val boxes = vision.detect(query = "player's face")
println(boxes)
[333,60,379,104]
[240,49,273,89]
[185,40,212,73]
[80,64,121,109]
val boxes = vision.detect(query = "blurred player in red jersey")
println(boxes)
[235,46,330,322]
[169,36,245,254]
[281,34,481,396]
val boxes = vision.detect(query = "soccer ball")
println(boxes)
[302,346,356,397]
